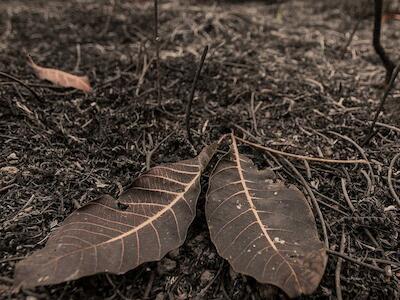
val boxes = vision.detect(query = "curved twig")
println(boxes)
[388,153,400,206]
[341,178,356,212]
[0,71,41,101]
[335,228,346,300]
[236,136,368,164]
[329,131,375,188]
[282,158,329,249]
[327,249,387,274]
[185,45,208,143]
[154,0,161,104]
[364,63,400,145]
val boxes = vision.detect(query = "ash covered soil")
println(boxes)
[0,0,399,299]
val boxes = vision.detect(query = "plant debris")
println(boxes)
[0,0,399,299]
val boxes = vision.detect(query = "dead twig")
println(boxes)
[360,169,373,196]
[143,269,156,299]
[363,63,400,145]
[335,228,346,300]
[333,143,382,251]
[145,132,173,171]
[341,178,356,212]
[364,257,400,267]
[388,153,400,206]
[373,0,396,84]
[0,71,41,101]
[236,136,368,164]
[329,131,375,188]
[99,0,116,37]
[0,276,13,284]
[136,54,155,96]
[249,92,260,136]
[232,123,263,144]
[197,262,225,297]
[154,0,161,104]
[0,256,24,264]
[342,19,360,57]
[185,45,208,143]
[0,183,17,193]
[282,158,329,249]
[73,44,81,72]
[327,249,388,274]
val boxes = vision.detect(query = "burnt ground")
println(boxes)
[0,0,400,299]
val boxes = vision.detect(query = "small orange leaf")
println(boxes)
[28,55,92,93]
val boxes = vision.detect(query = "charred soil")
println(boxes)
[0,0,399,299]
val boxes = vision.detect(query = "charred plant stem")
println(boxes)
[154,0,161,104]
[342,19,360,57]
[0,71,41,101]
[145,132,173,171]
[388,153,400,206]
[236,136,368,164]
[327,249,387,274]
[335,229,346,300]
[364,63,400,145]
[143,270,155,299]
[282,158,329,249]
[185,45,209,142]
[373,0,396,84]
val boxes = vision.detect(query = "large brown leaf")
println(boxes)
[15,144,217,288]
[28,55,92,93]
[206,137,327,298]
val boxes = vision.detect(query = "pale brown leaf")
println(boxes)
[14,143,217,288]
[206,136,327,298]
[28,55,92,93]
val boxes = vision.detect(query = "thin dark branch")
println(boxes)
[342,19,360,58]
[334,228,346,300]
[282,158,329,249]
[99,0,116,37]
[363,63,400,145]
[185,45,209,143]
[143,270,156,299]
[327,249,387,274]
[0,71,41,101]
[373,0,396,83]
[388,152,400,207]
[154,0,161,104]
[145,132,173,171]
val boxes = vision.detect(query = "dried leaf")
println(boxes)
[15,144,217,288]
[206,137,327,298]
[28,55,92,92]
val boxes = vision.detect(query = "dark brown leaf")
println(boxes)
[14,144,217,288]
[28,55,92,93]
[206,137,327,298]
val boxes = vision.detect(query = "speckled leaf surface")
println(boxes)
[15,144,217,288]
[206,137,327,298]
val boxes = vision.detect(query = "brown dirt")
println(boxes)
[0,0,399,299]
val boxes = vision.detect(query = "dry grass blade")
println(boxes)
[236,137,368,164]
[205,136,327,298]
[27,55,92,93]
[14,144,217,288]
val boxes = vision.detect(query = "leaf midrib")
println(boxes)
[32,163,201,269]
[230,136,302,291]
